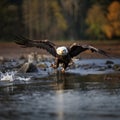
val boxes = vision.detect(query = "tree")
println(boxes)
[86,4,107,39]
[1,0,120,41]
[22,0,40,39]
[60,0,90,39]
[22,0,68,39]
[0,0,21,40]
[48,0,68,39]
[103,1,120,39]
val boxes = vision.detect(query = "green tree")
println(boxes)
[22,0,41,39]
[22,0,68,39]
[86,4,107,39]
[49,0,68,39]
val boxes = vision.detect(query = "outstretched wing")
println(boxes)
[69,43,109,58]
[15,35,57,57]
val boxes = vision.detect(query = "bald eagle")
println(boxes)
[15,36,109,72]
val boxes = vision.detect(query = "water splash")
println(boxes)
[16,76,30,81]
[0,71,31,82]
[0,71,16,81]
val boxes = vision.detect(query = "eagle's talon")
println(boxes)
[61,68,65,73]
[51,64,57,69]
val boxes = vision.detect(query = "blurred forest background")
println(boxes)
[0,0,120,41]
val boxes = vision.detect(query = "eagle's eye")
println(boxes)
[62,49,67,54]
[63,49,66,52]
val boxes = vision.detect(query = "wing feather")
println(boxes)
[15,35,57,57]
[69,43,109,58]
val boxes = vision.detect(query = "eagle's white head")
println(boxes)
[56,46,68,56]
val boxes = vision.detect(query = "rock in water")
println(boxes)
[18,63,38,73]
[18,52,39,73]
[105,60,114,64]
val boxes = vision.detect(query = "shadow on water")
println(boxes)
[0,71,120,120]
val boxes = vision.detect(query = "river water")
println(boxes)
[0,59,120,120]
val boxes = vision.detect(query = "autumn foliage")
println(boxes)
[0,0,120,40]
[106,1,120,39]
[86,1,120,39]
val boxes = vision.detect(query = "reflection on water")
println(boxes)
[0,72,120,120]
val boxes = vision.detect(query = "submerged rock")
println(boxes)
[18,63,38,73]
[105,61,113,68]
[17,52,39,73]
[106,60,114,64]
[113,64,120,71]
[37,63,48,70]
[0,56,10,64]
[37,54,54,62]
[17,53,54,73]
